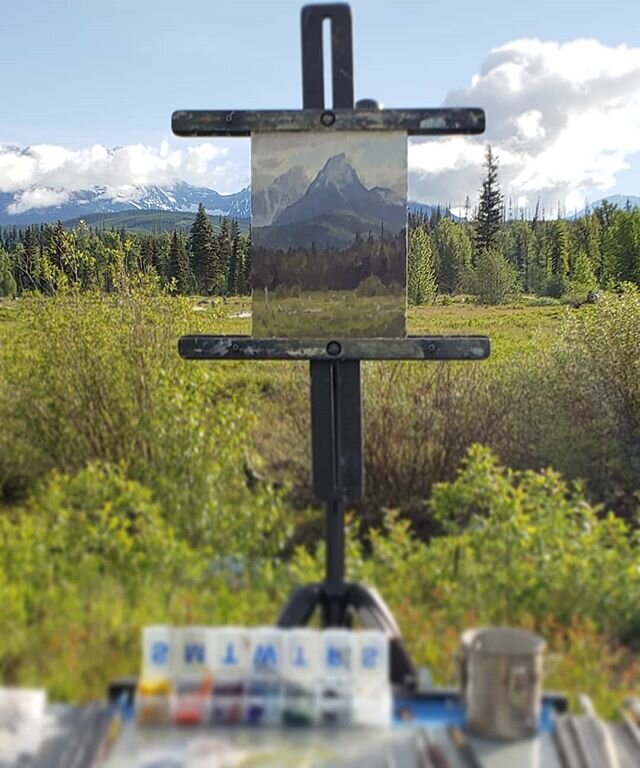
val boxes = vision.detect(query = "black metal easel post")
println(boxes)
[172,2,488,688]
[311,357,362,625]
[303,6,360,629]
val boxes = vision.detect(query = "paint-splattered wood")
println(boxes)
[172,108,485,137]
[178,336,491,361]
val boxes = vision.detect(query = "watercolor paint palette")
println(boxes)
[136,625,391,728]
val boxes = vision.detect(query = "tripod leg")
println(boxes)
[277,585,322,627]
[347,583,416,687]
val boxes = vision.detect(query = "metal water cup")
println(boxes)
[458,627,545,740]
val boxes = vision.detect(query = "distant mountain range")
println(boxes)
[9,180,636,230]
[571,195,640,219]
[0,176,456,230]
[0,182,251,226]
[252,167,310,227]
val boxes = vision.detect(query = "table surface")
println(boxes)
[19,695,640,768]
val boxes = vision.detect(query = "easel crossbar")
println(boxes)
[172,108,485,137]
[178,336,491,361]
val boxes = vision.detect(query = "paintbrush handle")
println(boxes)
[447,725,484,768]
[427,744,453,768]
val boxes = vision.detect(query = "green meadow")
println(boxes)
[0,290,638,716]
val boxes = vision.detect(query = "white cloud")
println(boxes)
[409,38,640,211]
[4,38,640,215]
[8,188,70,214]
[0,140,247,210]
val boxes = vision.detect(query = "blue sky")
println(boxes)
[2,0,640,212]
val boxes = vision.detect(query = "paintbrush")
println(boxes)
[415,728,453,768]
[447,725,483,768]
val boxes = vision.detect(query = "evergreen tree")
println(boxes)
[241,232,252,295]
[0,248,16,297]
[573,213,603,285]
[140,237,154,273]
[188,204,219,294]
[408,225,437,305]
[567,250,598,301]
[475,145,504,255]
[432,218,472,294]
[513,221,536,291]
[605,209,640,284]
[541,219,571,297]
[550,219,570,279]
[472,247,520,305]
[167,231,194,294]
[17,227,41,292]
[227,219,242,295]
[47,221,72,272]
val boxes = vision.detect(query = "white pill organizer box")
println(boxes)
[136,625,391,728]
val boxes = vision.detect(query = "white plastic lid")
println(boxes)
[141,625,174,680]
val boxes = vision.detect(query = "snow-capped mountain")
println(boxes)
[0,182,251,225]
[0,174,453,228]
[253,153,406,250]
[274,153,404,231]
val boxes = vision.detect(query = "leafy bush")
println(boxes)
[518,285,640,516]
[0,462,289,700]
[0,286,289,551]
[356,274,388,297]
[281,445,640,716]
[0,463,192,697]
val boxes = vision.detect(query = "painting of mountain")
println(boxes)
[251,166,310,226]
[251,132,407,338]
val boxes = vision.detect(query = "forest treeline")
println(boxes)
[0,203,252,298]
[407,202,640,305]
[1,147,639,304]
[408,147,640,305]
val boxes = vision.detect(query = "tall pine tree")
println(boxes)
[188,204,219,294]
[408,225,437,304]
[217,217,232,295]
[432,218,472,294]
[227,219,241,295]
[168,231,194,294]
[241,231,252,295]
[475,145,503,256]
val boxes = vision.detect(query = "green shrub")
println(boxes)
[0,287,290,550]
[356,274,388,297]
[280,445,640,715]
[0,462,289,700]
[425,445,640,637]
[525,285,640,516]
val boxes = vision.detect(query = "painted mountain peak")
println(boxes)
[251,165,309,227]
[250,133,407,338]
[262,152,406,247]
[309,152,359,191]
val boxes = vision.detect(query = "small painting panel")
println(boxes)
[251,131,407,338]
